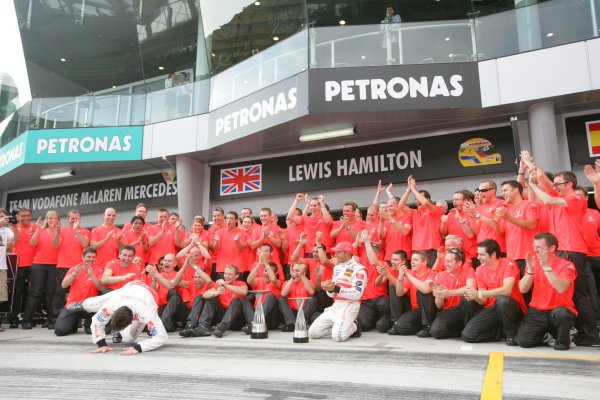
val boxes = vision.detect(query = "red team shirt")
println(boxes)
[547,194,587,253]
[218,281,248,308]
[216,228,248,273]
[64,266,103,306]
[401,268,437,309]
[581,208,600,257]
[529,257,578,316]
[475,258,526,313]
[410,206,443,251]
[104,259,143,291]
[32,228,59,264]
[57,226,91,269]
[91,225,121,269]
[284,280,313,310]
[14,224,37,267]
[475,198,506,252]
[435,266,476,310]
[503,200,540,260]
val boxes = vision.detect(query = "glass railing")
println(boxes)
[2,0,599,146]
[209,30,309,110]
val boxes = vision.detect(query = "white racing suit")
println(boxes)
[83,280,168,352]
[308,258,367,342]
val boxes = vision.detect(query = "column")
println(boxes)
[175,156,204,227]
[528,101,560,172]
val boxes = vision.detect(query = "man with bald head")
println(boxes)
[90,208,121,269]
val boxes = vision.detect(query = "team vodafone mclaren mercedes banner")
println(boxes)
[309,62,481,112]
[5,174,177,216]
[210,126,514,200]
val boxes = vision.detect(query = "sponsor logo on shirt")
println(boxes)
[147,321,158,336]
[356,272,365,280]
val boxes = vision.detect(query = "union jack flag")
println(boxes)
[220,164,262,195]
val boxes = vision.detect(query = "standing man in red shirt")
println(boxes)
[207,207,226,280]
[495,180,539,278]
[464,180,506,259]
[440,190,478,263]
[397,176,444,268]
[287,193,333,257]
[8,208,36,328]
[213,211,248,280]
[147,208,182,266]
[192,264,249,338]
[249,207,283,266]
[90,208,121,270]
[331,202,365,245]
[461,239,526,345]
[575,186,600,326]
[516,232,578,350]
[54,210,90,321]
[54,247,104,336]
[528,168,600,347]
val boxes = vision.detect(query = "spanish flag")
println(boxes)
[587,121,600,156]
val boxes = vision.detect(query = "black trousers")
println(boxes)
[9,266,30,321]
[241,293,279,328]
[430,298,481,339]
[358,296,391,333]
[516,306,575,348]
[160,289,190,329]
[278,296,317,326]
[54,308,93,336]
[558,251,600,342]
[585,256,600,324]
[198,297,244,331]
[515,259,531,306]
[392,291,437,335]
[388,284,411,323]
[23,264,56,323]
[461,295,524,343]
[52,268,69,319]
[185,294,206,329]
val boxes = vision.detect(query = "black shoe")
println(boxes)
[351,320,362,338]
[47,322,55,330]
[213,329,224,338]
[505,336,517,346]
[84,326,92,335]
[112,332,123,343]
[416,326,431,338]
[165,323,176,333]
[387,327,400,335]
[572,336,600,347]
[554,342,570,351]
[241,323,252,335]
[22,322,33,330]
[190,326,212,337]
[179,329,192,338]
[281,323,295,332]
[9,320,18,329]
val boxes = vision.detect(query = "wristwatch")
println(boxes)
[542,266,553,273]
[474,212,481,219]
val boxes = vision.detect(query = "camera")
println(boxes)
[8,208,20,225]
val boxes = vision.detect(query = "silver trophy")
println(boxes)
[292,297,310,343]
[251,290,269,339]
